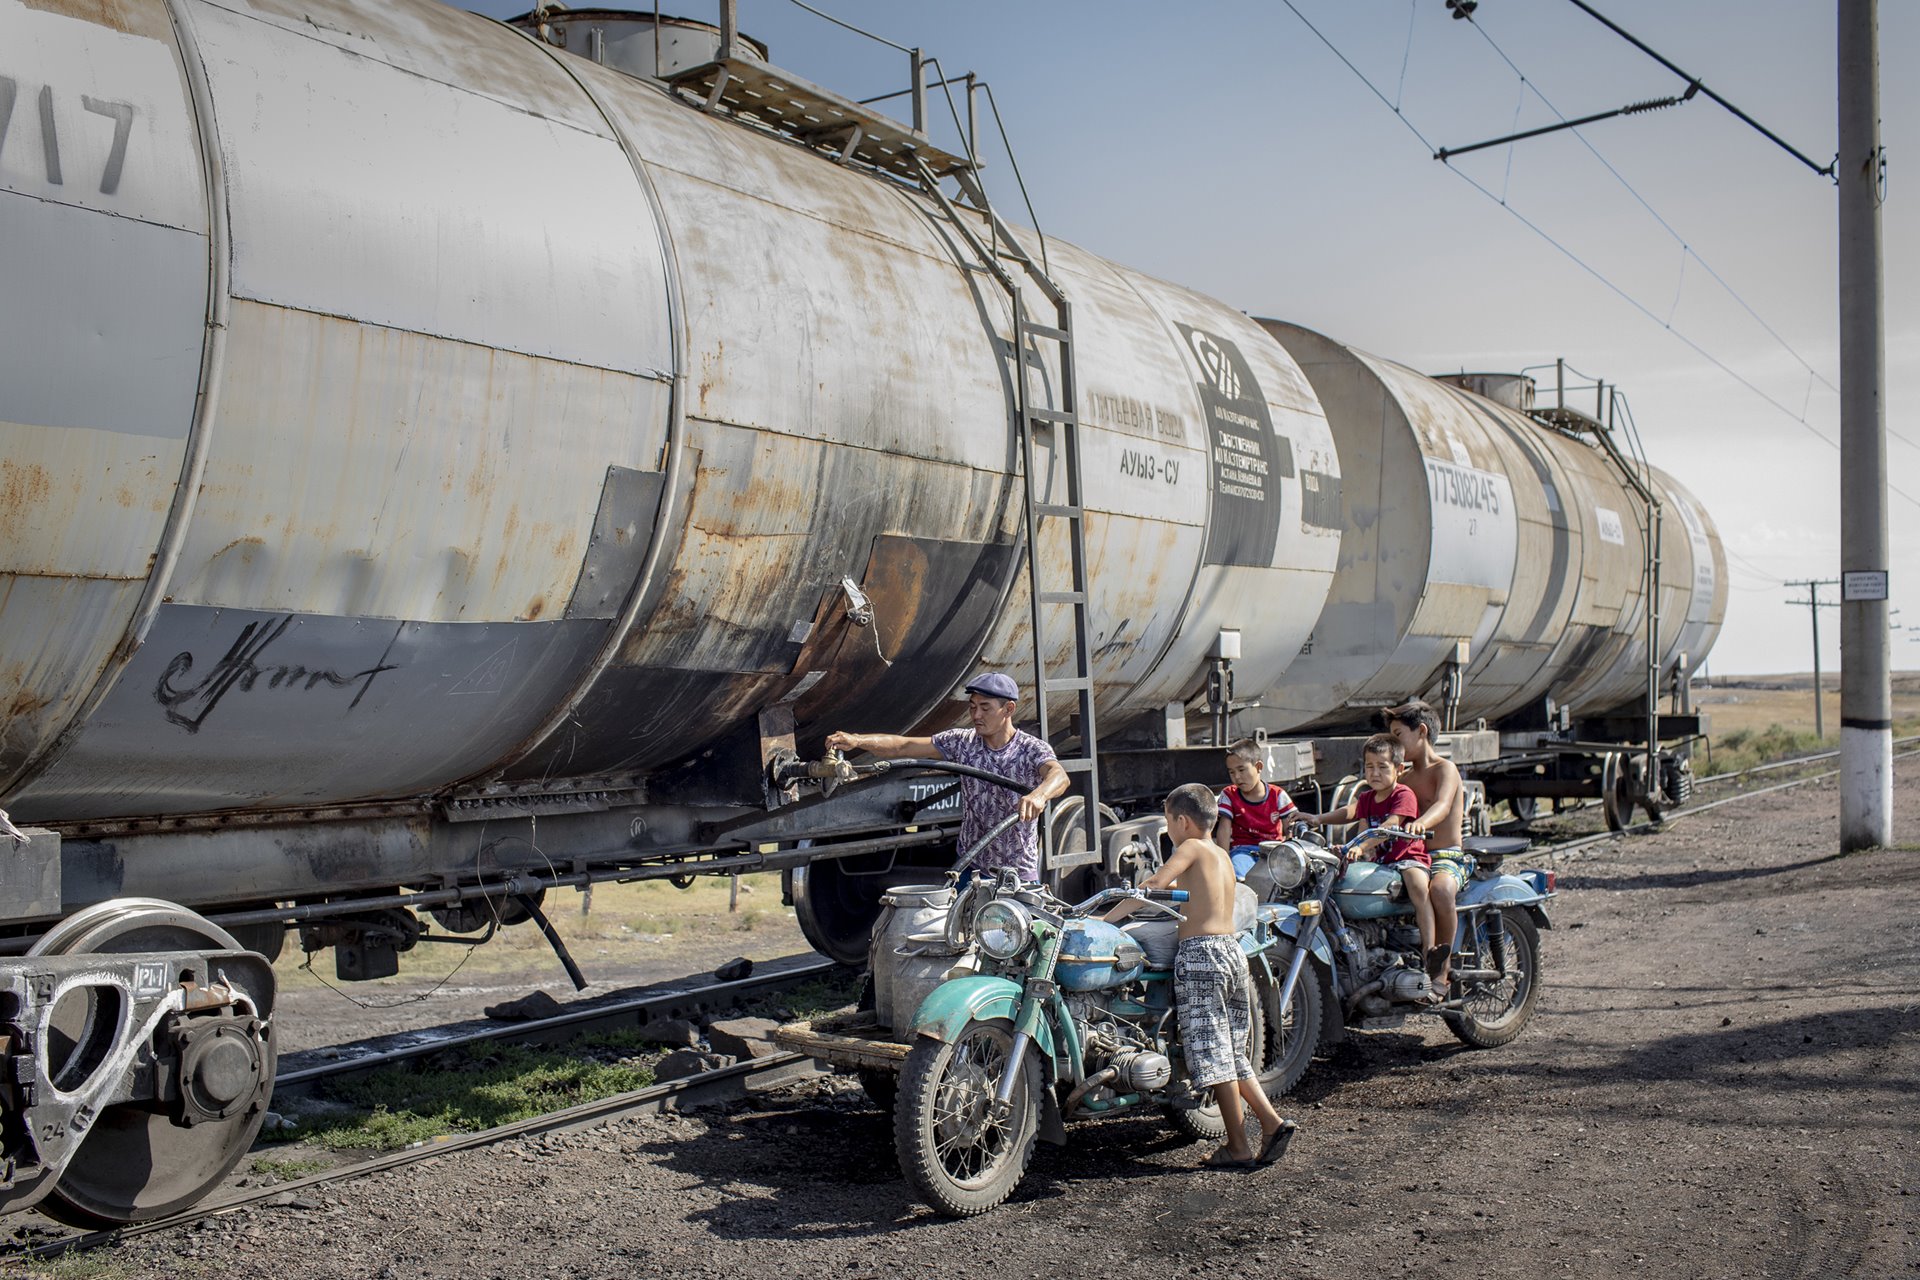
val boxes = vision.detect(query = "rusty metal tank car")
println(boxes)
[0,0,1722,1224]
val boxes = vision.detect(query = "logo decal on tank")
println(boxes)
[1176,325,1294,567]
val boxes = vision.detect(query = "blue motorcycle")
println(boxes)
[1246,826,1554,1052]
[893,861,1307,1216]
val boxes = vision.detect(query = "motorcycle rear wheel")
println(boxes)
[1444,912,1541,1049]
[1166,979,1270,1140]
[894,1018,1040,1217]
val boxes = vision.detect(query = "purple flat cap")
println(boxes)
[962,672,1019,701]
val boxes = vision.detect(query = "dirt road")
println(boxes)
[74,760,1920,1279]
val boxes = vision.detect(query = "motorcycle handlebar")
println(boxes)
[1142,889,1189,903]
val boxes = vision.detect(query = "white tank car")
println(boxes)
[0,0,1341,826]
[0,0,1726,1227]
[1256,322,1725,735]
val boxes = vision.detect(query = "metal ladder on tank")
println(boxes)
[910,156,1104,882]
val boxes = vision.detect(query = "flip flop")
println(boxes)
[1201,1149,1258,1171]
[1256,1119,1297,1165]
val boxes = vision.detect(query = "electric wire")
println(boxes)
[1273,0,1920,514]
[1462,15,1920,463]
[1459,15,1842,401]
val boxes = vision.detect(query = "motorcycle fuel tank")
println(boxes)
[1333,861,1411,921]
[1056,919,1145,992]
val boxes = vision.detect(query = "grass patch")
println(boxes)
[1701,722,1830,776]
[269,1031,658,1152]
[1698,714,1920,778]
[735,971,863,1023]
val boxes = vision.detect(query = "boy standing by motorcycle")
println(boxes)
[1293,734,1439,1000]
[1385,700,1470,992]
[1140,782,1295,1170]
[1214,739,1301,880]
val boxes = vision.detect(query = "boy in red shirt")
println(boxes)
[1294,734,1437,998]
[1213,739,1301,880]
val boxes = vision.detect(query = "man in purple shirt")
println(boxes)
[825,673,1069,881]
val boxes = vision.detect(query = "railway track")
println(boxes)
[1517,737,1920,863]
[12,740,1910,1259]
[6,956,848,1261]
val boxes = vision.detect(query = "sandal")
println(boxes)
[1257,1120,1297,1165]
[1201,1148,1258,1171]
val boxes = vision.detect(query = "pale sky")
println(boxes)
[458,0,1916,676]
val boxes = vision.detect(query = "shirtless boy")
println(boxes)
[1386,700,1470,990]
[1139,782,1294,1169]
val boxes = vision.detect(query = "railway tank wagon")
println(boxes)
[1253,323,1726,734]
[0,0,1349,1224]
[0,0,1727,1226]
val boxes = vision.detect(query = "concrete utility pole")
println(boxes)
[1837,0,1892,851]
[1785,580,1839,738]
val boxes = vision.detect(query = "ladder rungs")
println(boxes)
[1037,590,1086,605]
[1032,503,1083,521]
[1027,407,1077,425]
[1043,676,1093,695]
[1055,757,1097,774]
[1021,322,1070,343]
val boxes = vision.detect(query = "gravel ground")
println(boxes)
[41,760,1920,1279]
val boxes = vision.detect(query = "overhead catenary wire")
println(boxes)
[1273,0,1920,514]
[1457,15,1920,462]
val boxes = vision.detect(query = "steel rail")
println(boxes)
[8,956,851,1257]
[1492,734,1920,834]
[1521,746,1920,865]
[10,1050,813,1261]
[274,954,840,1090]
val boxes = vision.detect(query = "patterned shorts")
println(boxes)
[1173,934,1253,1091]
[1428,847,1477,891]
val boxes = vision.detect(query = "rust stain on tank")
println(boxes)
[21,0,173,40]
[0,460,55,554]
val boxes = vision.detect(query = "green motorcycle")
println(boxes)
[894,862,1308,1216]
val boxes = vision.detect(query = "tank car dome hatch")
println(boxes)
[508,8,769,80]
[1435,373,1537,414]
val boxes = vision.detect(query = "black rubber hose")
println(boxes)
[888,758,1031,796]
[513,893,589,991]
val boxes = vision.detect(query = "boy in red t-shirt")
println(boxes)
[1213,739,1300,880]
[1293,734,1437,998]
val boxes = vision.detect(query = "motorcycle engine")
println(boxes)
[1107,1049,1172,1091]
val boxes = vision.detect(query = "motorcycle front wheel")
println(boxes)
[894,1018,1041,1217]
[1444,911,1541,1048]
[1254,949,1323,1097]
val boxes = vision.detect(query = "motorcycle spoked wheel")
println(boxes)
[1253,951,1323,1098]
[1165,982,1270,1141]
[1444,912,1541,1049]
[894,1018,1041,1217]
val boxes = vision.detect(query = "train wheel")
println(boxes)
[1507,795,1539,824]
[28,901,276,1227]
[791,859,891,965]
[1601,752,1636,832]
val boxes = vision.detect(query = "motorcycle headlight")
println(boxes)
[975,900,1033,960]
[1259,840,1313,893]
